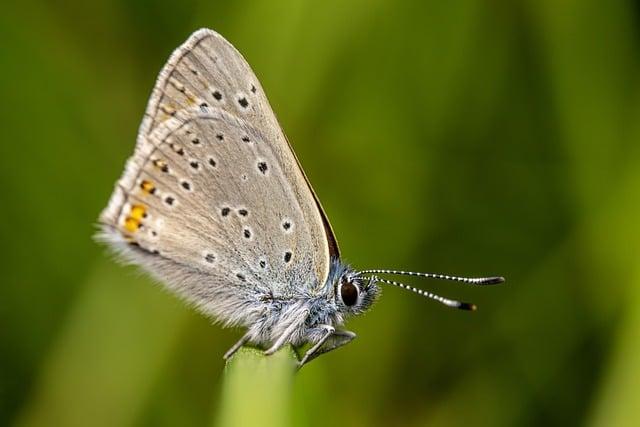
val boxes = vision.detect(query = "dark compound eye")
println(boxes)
[340,280,358,307]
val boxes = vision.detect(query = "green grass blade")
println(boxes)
[215,347,298,427]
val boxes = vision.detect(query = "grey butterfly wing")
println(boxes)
[98,29,336,326]
[137,28,338,258]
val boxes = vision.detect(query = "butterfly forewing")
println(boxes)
[99,29,334,322]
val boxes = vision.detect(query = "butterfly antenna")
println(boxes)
[362,276,477,311]
[357,269,504,285]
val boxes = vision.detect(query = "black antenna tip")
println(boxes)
[482,276,505,285]
[458,302,477,311]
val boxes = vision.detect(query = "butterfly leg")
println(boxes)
[298,327,356,367]
[264,320,304,356]
[263,308,310,356]
[223,332,251,360]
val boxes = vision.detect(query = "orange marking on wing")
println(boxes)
[140,180,156,194]
[130,204,146,221]
[124,217,140,232]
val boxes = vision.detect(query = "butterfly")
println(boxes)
[97,29,504,367]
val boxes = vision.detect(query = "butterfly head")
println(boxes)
[334,270,380,316]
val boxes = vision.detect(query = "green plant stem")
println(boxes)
[216,346,298,427]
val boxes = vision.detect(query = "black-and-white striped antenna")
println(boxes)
[358,270,504,311]
[361,275,477,310]
[357,269,504,285]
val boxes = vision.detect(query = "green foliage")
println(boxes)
[217,347,297,427]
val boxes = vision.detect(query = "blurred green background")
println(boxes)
[2,0,640,426]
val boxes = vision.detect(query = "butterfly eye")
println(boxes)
[340,280,359,307]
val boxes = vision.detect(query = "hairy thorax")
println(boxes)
[246,293,343,347]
